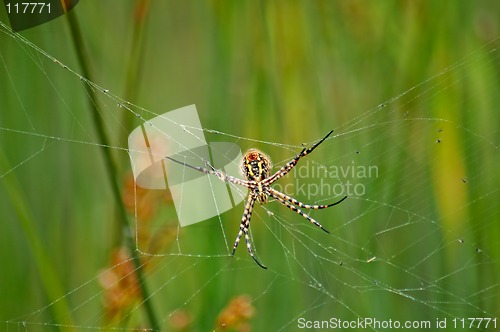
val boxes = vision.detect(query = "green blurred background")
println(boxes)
[1,1,499,331]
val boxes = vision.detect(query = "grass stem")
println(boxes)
[65,10,160,331]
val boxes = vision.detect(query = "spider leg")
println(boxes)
[269,192,331,234]
[231,194,267,269]
[268,188,347,209]
[165,155,254,188]
[202,159,252,187]
[264,130,334,185]
[243,225,267,269]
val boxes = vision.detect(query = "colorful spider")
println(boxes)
[165,130,347,269]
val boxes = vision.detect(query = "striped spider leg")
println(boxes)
[164,130,347,269]
[267,187,348,234]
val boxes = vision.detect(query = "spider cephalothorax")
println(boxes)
[165,130,347,269]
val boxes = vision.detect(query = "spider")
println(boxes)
[165,130,347,269]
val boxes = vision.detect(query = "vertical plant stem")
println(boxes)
[65,11,160,331]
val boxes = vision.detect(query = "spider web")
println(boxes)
[1,3,500,331]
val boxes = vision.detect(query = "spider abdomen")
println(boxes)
[241,149,272,181]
